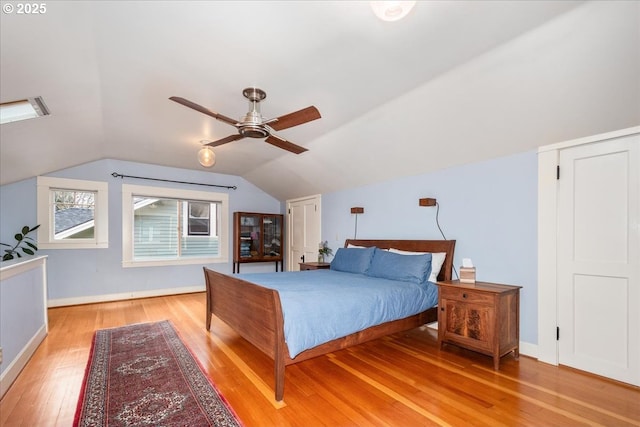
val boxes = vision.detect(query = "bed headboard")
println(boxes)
[344,239,456,282]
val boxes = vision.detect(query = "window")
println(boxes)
[36,176,109,249]
[53,190,96,239]
[122,184,228,267]
[186,202,211,236]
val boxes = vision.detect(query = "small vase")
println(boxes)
[318,254,324,263]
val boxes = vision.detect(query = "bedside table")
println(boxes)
[299,262,330,271]
[436,280,522,370]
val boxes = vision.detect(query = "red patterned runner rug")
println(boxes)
[74,320,242,427]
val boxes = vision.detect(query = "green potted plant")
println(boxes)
[1,225,40,261]
[318,240,333,263]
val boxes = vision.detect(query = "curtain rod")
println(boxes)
[111,172,237,190]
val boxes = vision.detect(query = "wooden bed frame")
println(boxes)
[204,239,456,401]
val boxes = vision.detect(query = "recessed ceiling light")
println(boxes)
[0,96,50,125]
[370,1,416,22]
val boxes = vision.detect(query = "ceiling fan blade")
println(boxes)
[205,134,245,147]
[265,134,308,154]
[268,106,321,131]
[169,96,237,126]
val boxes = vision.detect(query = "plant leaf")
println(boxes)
[22,248,35,255]
[14,234,23,241]
[3,254,13,261]
[16,252,22,258]
[30,224,41,232]
[25,241,38,250]
[21,226,30,235]
[0,243,11,247]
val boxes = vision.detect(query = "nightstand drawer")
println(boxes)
[440,287,493,305]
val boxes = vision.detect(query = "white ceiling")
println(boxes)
[1,1,638,200]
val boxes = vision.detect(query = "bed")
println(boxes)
[203,239,456,401]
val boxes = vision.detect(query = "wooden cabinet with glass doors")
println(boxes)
[233,212,284,273]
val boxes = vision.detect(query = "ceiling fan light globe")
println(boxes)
[198,146,216,167]
[370,1,416,22]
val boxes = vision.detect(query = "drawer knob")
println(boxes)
[440,307,444,311]
[463,293,467,299]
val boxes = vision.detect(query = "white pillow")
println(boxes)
[349,243,388,250]
[388,248,447,283]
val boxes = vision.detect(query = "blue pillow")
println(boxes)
[330,247,376,274]
[365,248,432,284]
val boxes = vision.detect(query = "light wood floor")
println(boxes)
[1,292,638,426]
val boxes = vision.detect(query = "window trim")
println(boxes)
[121,184,229,268]
[36,176,109,249]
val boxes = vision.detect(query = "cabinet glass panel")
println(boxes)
[262,215,282,258]
[239,214,261,258]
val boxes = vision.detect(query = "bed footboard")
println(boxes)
[203,267,287,400]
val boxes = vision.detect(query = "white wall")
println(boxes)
[247,1,640,201]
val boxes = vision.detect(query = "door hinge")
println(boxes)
[288,208,291,214]
[315,204,317,212]
[556,326,560,340]
[556,165,560,180]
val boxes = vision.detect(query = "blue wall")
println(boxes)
[321,150,538,345]
[0,258,47,379]
[1,151,538,344]
[0,159,282,301]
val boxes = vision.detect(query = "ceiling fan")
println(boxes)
[170,88,321,154]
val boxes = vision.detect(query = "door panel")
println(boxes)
[573,151,628,264]
[558,135,639,385]
[573,274,629,367]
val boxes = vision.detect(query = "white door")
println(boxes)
[557,134,639,385]
[286,195,321,271]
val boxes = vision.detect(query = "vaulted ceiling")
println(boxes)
[1,1,638,200]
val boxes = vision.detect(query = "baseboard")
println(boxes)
[47,285,205,308]
[0,325,47,399]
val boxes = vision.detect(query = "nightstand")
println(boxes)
[436,280,522,370]
[299,262,331,271]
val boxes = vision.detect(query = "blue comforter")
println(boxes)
[237,270,438,358]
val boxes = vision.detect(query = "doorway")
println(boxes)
[286,195,321,271]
